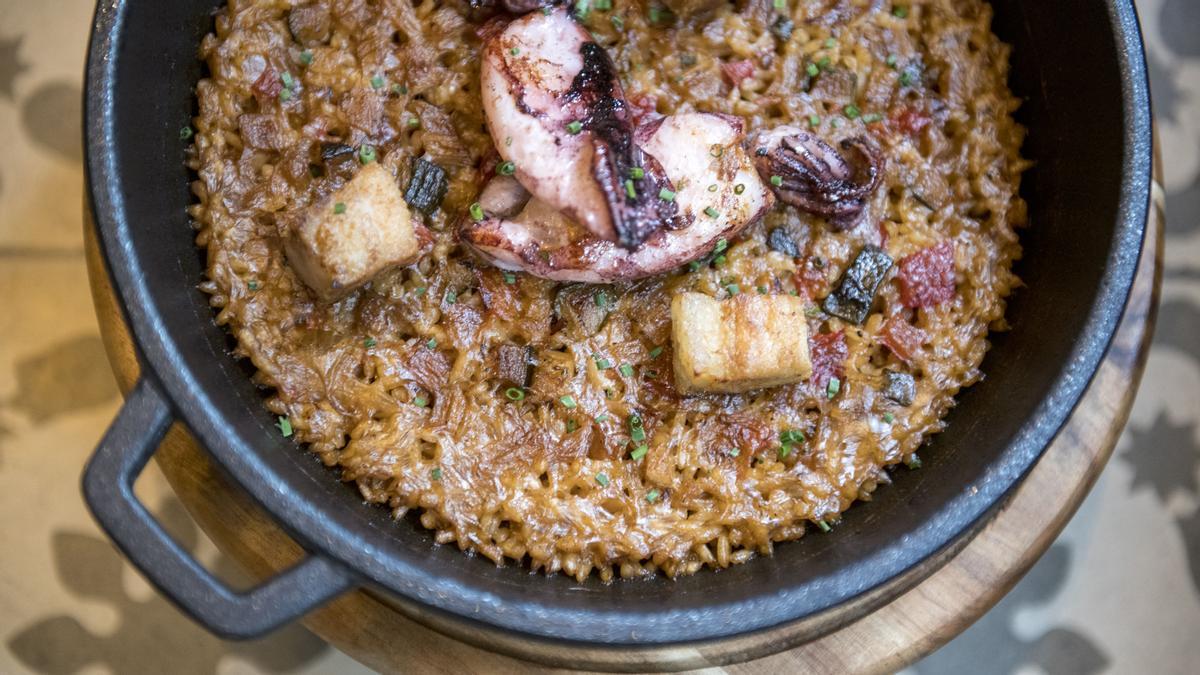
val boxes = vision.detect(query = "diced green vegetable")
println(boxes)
[821,244,894,325]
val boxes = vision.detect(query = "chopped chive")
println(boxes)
[560,395,577,409]
[708,183,718,192]
[431,467,443,480]
[734,183,746,195]
[757,285,768,294]
[300,50,314,65]
[595,290,609,309]
[364,337,377,348]
[469,202,484,221]
[595,414,609,423]
[333,202,347,214]
[827,376,841,398]
[618,363,634,377]
[727,448,741,457]
[817,56,832,69]
[248,280,260,291]
[808,114,821,127]
[510,47,520,56]
[504,136,513,147]
[611,15,624,30]
[893,5,908,18]
[688,260,702,272]
[844,104,861,119]
[179,126,194,140]
[595,472,610,487]
[883,412,896,423]
[658,187,676,201]
[714,238,728,253]
[574,0,590,19]
[503,271,517,284]
[630,167,645,179]
[391,83,407,95]
[886,53,898,67]
[278,88,293,102]
[281,72,295,89]
[780,429,806,445]
[594,0,612,8]
[712,254,727,266]
[444,289,457,305]
[704,206,719,218]
[862,113,884,124]
[370,74,384,89]
[624,179,637,199]
[710,146,723,158]
[566,419,578,433]
[772,0,786,10]
[806,62,820,77]
[276,416,293,437]
[358,145,377,164]
[595,356,612,370]
[824,37,837,49]
[566,120,584,134]
[497,161,516,176]
[725,283,740,296]
[407,117,421,129]
[817,520,832,532]
[415,286,427,296]
[426,337,438,349]
[831,118,843,128]
[805,305,822,318]
[649,346,664,359]
[906,453,923,469]
[645,489,660,503]
[630,444,649,460]
[899,70,915,86]
[779,444,794,458]
[770,175,783,186]
[505,387,525,401]
[413,395,428,408]
[648,5,662,22]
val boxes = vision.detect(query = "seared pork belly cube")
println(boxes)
[671,292,813,394]
[285,163,419,301]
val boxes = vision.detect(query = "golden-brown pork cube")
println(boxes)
[671,292,813,394]
[285,163,419,301]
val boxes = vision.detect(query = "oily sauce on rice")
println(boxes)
[189,0,1027,580]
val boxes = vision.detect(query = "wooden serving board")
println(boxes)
[83,157,1163,672]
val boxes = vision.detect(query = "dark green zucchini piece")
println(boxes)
[404,157,448,215]
[821,244,893,325]
[883,369,915,406]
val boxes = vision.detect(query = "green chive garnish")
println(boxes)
[630,444,648,460]
[594,0,612,9]
[595,356,612,370]
[772,0,785,10]
[300,50,314,65]
[611,15,624,30]
[624,179,637,199]
[413,395,428,408]
[630,167,645,179]
[770,175,783,187]
[725,284,740,296]
[364,337,377,348]
[510,47,520,56]
[503,271,516,284]
[645,489,660,503]
[808,114,821,127]
[595,290,609,308]
[728,448,741,457]
[427,337,438,349]
[883,412,895,423]
[824,37,837,49]
[444,289,457,304]
[618,363,634,377]
[281,72,295,89]
[757,285,768,294]
[248,280,259,291]
[779,444,794,458]
[658,188,676,202]
[566,120,583,134]
[574,0,590,19]
[371,74,384,89]
[358,145,377,164]
[827,376,841,398]
[560,395,577,409]
[179,126,194,140]
[469,202,484,221]
[431,467,443,480]
[817,520,832,532]
[505,387,525,401]
[407,117,421,129]
[279,88,293,102]
[844,104,861,119]
[498,161,516,176]
[893,5,908,18]
[886,53,898,67]
[714,238,728,253]
[566,419,578,433]
[708,184,718,192]
[595,414,609,423]
[649,346,664,358]
[806,62,820,77]
[276,416,293,437]
[710,146,723,158]
[595,473,610,487]
[333,202,347,214]
[862,113,883,124]
[704,206,719,218]
[415,286,427,296]
[780,429,805,445]
[899,70,915,86]
[734,183,745,195]
[907,454,922,469]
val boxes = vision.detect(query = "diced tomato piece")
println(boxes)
[894,106,932,137]
[252,65,282,102]
[879,316,924,364]
[721,59,755,87]
[897,241,956,308]
[809,330,847,388]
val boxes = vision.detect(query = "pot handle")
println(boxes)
[82,377,355,639]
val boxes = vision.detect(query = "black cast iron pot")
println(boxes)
[82,0,1152,668]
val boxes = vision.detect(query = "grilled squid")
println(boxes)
[464,113,772,282]
[481,6,679,249]
[748,127,884,229]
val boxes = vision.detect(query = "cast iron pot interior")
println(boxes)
[83,0,1151,655]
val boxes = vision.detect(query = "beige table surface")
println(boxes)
[2,0,1200,673]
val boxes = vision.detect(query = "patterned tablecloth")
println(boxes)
[1,1,1197,673]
